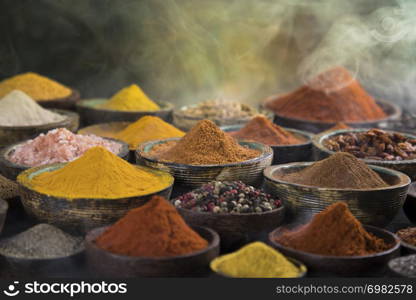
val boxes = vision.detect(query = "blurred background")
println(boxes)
[0,0,415,109]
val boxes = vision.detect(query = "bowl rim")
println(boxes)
[17,163,174,200]
[269,224,400,260]
[174,202,285,217]
[76,98,174,113]
[85,225,220,261]
[221,124,313,148]
[387,254,416,277]
[263,162,411,192]
[210,255,307,278]
[313,128,416,165]
[1,136,130,170]
[262,98,401,125]
[0,109,78,130]
[136,137,273,168]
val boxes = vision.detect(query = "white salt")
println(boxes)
[0,90,66,126]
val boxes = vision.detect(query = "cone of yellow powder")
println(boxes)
[210,242,305,278]
[100,84,160,111]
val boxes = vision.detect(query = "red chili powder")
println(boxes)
[266,67,386,122]
[274,202,392,256]
[95,196,208,257]
[230,115,303,146]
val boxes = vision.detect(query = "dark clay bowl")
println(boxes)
[263,163,410,227]
[37,90,80,111]
[313,128,416,180]
[221,124,313,164]
[403,182,416,224]
[269,225,400,277]
[388,255,416,278]
[211,256,307,278]
[85,226,220,277]
[76,98,173,126]
[263,98,401,134]
[136,138,273,189]
[395,226,416,255]
[0,137,130,180]
[0,109,79,147]
[176,205,285,253]
[0,245,84,278]
[0,199,8,234]
[17,164,174,234]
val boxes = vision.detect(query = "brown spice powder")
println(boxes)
[230,115,303,146]
[277,152,388,189]
[148,120,260,165]
[274,202,392,256]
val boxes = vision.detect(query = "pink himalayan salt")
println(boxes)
[8,128,122,167]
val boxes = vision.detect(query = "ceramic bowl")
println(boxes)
[312,128,416,180]
[269,225,400,277]
[263,98,401,134]
[76,98,173,126]
[0,109,79,147]
[17,164,174,234]
[37,90,80,111]
[404,182,416,224]
[263,163,410,227]
[176,205,285,252]
[221,124,313,164]
[85,226,220,277]
[0,138,129,180]
[136,138,273,189]
[395,226,416,255]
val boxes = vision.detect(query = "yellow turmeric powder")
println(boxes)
[0,72,72,101]
[116,116,185,150]
[210,242,304,278]
[99,84,160,111]
[21,147,172,199]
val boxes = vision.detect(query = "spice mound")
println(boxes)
[210,242,302,278]
[0,174,19,200]
[396,227,416,247]
[265,67,386,122]
[0,90,66,126]
[95,196,208,257]
[230,115,304,146]
[389,255,416,278]
[0,224,83,259]
[324,129,416,161]
[276,152,388,189]
[8,128,122,167]
[179,99,257,121]
[274,202,392,256]
[173,181,281,213]
[23,147,171,199]
[99,84,160,111]
[115,116,185,150]
[147,120,261,165]
[322,122,351,134]
[0,72,72,101]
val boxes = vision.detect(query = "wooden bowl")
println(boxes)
[0,199,8,234]
[211,256,307,278]
[37,90,81,111]
[388,255,416,278]
[76,98,173,126]
[221,124,313,164]
[0,109,79,147]
[263,99,401,134]
[17,164,174,234]
[136,138,273,189]
[313,128,416,180]
[85,226,220,277]
[0,246,84,278]
[176,205,285,252]
[0,138,130,180]
[269,225,400,277]
[404,182,416,224]
[263,163,410,227]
